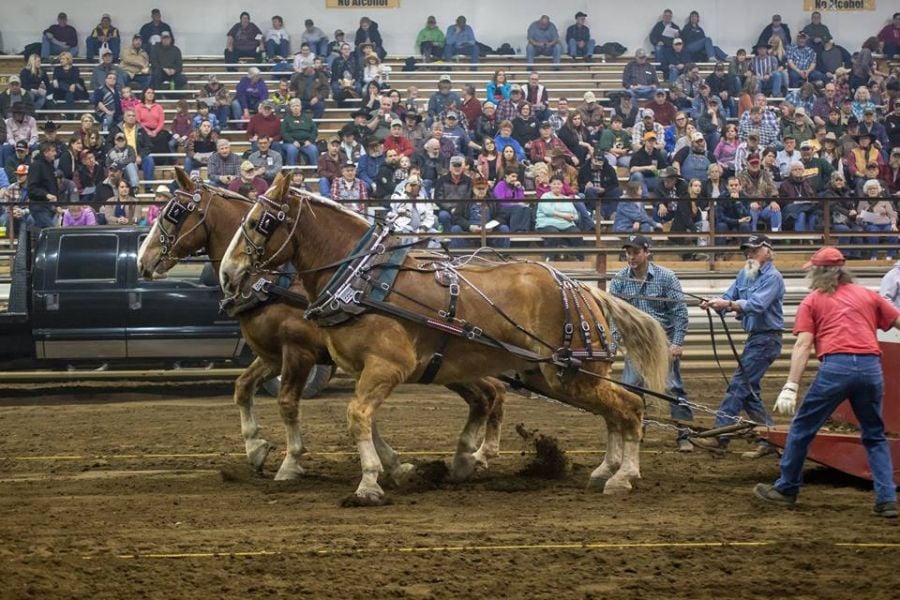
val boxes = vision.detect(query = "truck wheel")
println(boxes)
[260,364,334,399]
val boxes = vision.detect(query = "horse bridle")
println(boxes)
[239,192,301,274]
[156,187,210,261]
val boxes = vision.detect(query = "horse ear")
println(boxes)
[174,166,194,192]
[277,170,293,200]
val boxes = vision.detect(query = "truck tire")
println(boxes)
[261,364,334,399]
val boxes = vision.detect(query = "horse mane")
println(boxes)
[203,183,255,204]
[289,186,371,225]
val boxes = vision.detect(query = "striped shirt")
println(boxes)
[750,55,780,79]
[609,263,688,345]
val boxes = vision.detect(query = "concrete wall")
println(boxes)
[2,0,894,58]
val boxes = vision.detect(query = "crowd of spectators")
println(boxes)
[0,8,898,259]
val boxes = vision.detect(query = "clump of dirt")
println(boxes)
[219,465,253,483]
[415,460,450,486]
[515,423,569,480]
[340,494,394,508]
[822,419,860,434]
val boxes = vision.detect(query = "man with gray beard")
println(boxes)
[693,234,785,458]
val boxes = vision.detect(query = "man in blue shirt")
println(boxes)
[609,235,694,451]
[526,15,562,70]
[785,32,825,88]
[443,16,479,66]
[694,234,784,458]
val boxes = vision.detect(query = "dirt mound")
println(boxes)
[515,423,569,479]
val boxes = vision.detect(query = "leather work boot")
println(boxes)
[753,483,797,506]
[689,437,726,456]
[741,444,779,459]
[872,501,898,518]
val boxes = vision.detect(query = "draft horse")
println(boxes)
[220,173,670,504]
[139,167,506,482]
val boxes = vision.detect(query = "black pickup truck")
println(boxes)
[0,227,250,369]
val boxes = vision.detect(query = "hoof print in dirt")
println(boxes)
[340,494,394,508]
[219,465,259,483]
[416,460,450,487]
[516,424,569,480]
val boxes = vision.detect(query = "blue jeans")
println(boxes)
[627,85,658,101]
[864,223,898,259]
[623,357,694,439]
[283,142,319,166]
[757,72,786,97]
[750,206,782,231]
[302,100,326,119]
[788,69,826,88]
[140,155,155,190]
[526,43,561,67]
[443,43,479,64]
[684,37,727,62]
[265,39,291,59]
[713,331,782,442]
[125,73,151,92]
[832,223,863,258]
[318,177,332,197]
[773,354,895,504]
[41,33,79,59]
[567,38,595,58]
[783,203,819,232]
[86,36,120,61]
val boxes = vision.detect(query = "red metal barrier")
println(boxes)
[765,330,900,481]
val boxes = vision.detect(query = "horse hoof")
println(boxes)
[340,491,390,508]
[602,481,633,495]
[274,461,305,481]
[389,463,416,486]
[472,451,490,470]
[246,440,273,471]
[586,477,608,492]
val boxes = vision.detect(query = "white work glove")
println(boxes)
[774,382,798,416]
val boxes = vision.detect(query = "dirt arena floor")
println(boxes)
[0,375,897,600]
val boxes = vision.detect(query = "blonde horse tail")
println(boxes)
[587,286,670,394]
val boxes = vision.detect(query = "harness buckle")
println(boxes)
[373,243,386,255]
[251,278,271,293]
[277,211,286,221]
[380,281,391,291]
[564,323,574,335]
[335,286,362,306]
[449,283,460,297]
[581,322,591,332]
[438,309,449,319]
[466,326,483,340]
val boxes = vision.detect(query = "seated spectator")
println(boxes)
[486,70,511,103]
[330,43,362,104]
[497,144,526,183]
[42,12,78,59]
[511,104,539,151]
[235,67,268,118]
[136,87,166,137]
[673,132,711,182]
[62,204,97,227]
[434,155,473,231]
[537,176,582,260]
[783,107,815,145]
[680,11,727,62]
[247,100,282,155]
[557,111,594,165]
[494,120,526,162]
[613,181,663,233]
[819,36,851,82]
[389,175,438,237]
[412,138,448,191]
[248,135,283,183]
[530,121,573,165]
[622,49,659,101]
[458,85,482,132]
[105,132,139,188]
[665,39,693,83]
[441,111,474,157]
[671,178,709,247]
[225,12,263,67]
[581,154,622,220]
[109,109,154,192]
[120,85,141,115]
[101,179,138,225]
[444,15,479,65]
[301,19,329,58]
[51,52,88,113]
[450,175,510,248]
[850,37,884,91]
[18,55,49,112]
[612,93,640,129]
[648,90,677,128]
[547,97,571,134]
[860,107,889,149]
[317,137,343,197]
[714,123,740,176]
[207,139,241,186]
[91,50,126,95]
[117,37,150,94]
[416,16,445,62]
[331,161,369,212]
[857,180,898,259]
[716,177,752,242]
[289,65,329,119]
[91,72,122,130]
[475,136,500,183]
[649,8,680,68]
[168,99,192,155]
[786,33,825,88]
[526,15,562,70]
[598,115,632,167]
[847,132,883,185]
[402,111,428,149]
[798,140,833,193]
[566,11,594,61]
[74,150,106,204]
[265,15,291,60]
[427,75,461,123]
[877,12,900,58]
[4,140,30,182]
[651,167,688,226]
[228,160,268,196]
[779,161,821,231]
[824,171,863,258]
[738,106,779,149]
[631,109,665,152]
[629,131,669,194]
[496,85,524,124]
[524,72,551,122]
[706,62,738,117]
[357,138,386,193]
[293,43,317,72]
[362,55,386,87]
[493,168,531,232]
[355,17,387,61]
[750,42,785,98]
[738,153,779,203]
[150,32,186,90]
[140,9,173,48]
[184,120,218,174]
[757,14,791,50]
[86,14,120,61]
[281,99,318,167]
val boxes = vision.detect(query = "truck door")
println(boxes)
[124,235,241,360]
[33,231,128,359]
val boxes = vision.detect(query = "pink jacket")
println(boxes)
[135,102,166,136]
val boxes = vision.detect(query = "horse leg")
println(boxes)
[472,378,505,470]
[348,356,410,504]
[588,423,622,491]
[598,384,645,495]
[371,420,416,486]
[273,348,315,481]
[235,357,276,472]
[446,383,491,482]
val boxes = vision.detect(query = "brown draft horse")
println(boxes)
[220,174,670,504]
[138,168,505,483]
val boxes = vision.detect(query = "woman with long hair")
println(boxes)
[496,144,525,183]
[362,80,381,112]
[664,111,691,155]
[101,179,138,225]
[738,75,757,115]
[475,135,499,183]
[135,88,166,137]
[714,123,740,177]
[19,54,50,110]
[511,102,539,149]
[51,51,87,114]
[768,35,786,64]
[557,111,593,164]
[486,69,511,102]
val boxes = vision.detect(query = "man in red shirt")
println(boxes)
[754,247,900,518]
[383,121,414,158]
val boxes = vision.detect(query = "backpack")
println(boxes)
[597,42,627,58]
[402,57,417,72]
[496,43,515,56]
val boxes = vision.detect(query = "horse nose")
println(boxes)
[220,270,231,291]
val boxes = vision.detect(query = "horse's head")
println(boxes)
[220,172,298,296]
[138,167,213,278]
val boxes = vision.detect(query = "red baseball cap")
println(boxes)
[803,246,845,269]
